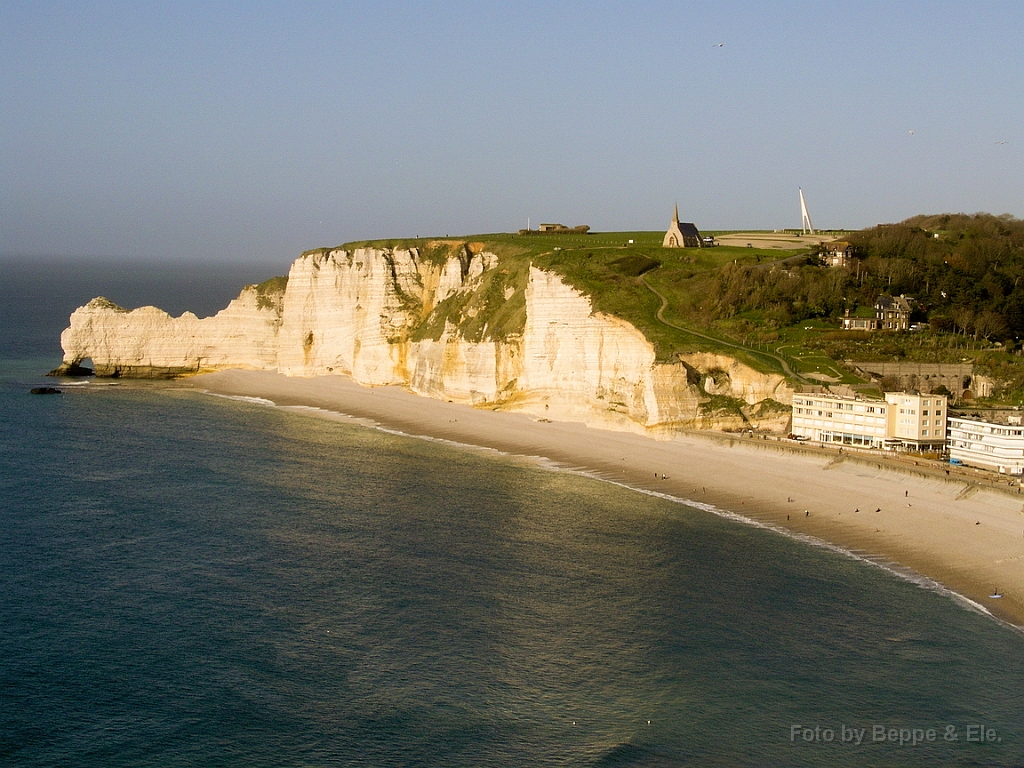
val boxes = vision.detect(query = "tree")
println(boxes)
[950,306,975,337]
[974,310,1009,341]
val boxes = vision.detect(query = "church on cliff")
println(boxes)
[663,205,704,248]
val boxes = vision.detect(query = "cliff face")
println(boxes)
[275,246,496,383]
[55,246,792,432]
[55,287,283,378]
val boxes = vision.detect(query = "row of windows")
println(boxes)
[792,401,886,415]
[951,441,1024,456]
[896,417,942,427]
[821,432,881,446]
[794,408,886,418]
[795,404,948,420]
[950,425,1024,437]
[896,408,945,417]
[795,397,945,410]
[801,411,942,426]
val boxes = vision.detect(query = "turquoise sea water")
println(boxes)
[2,258,1024,766]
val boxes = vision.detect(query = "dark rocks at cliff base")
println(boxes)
[30,387,62,395]
[47,362,94,377]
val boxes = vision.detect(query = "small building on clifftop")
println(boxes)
[663,205,703,248]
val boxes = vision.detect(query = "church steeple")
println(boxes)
[663,203,703,248]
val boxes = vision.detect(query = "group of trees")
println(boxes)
[688,213,1024,343]
[845,213,1024,342]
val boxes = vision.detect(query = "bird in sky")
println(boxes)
[712,43,724,47]
[908,129,915,135]
[996,141,1008,144]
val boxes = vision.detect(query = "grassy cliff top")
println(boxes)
[306,217,1024,403]
[329,230,811,376]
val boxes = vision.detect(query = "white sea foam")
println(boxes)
[206,393,277,407]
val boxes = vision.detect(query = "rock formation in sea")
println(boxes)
[52,245,793,433]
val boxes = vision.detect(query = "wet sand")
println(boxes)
[188,369,1024,628]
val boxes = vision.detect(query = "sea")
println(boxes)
[2,256,1024,767]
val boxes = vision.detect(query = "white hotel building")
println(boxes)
[791,391,948,451]
[947,416,1024,475]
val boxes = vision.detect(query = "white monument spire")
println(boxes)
[799,188,814,235]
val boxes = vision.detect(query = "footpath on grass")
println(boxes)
[641,273,811,384]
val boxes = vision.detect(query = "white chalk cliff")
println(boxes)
[55,246,793,432]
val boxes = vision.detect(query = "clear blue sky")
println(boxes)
[2,1,1022,263]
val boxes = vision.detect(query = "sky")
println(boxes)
[2,0,1022,264]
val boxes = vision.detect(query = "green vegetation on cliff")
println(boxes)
[248,275,288,310]
[410,259,530,344]
[336,214,1024,403]
[342,230,793,369]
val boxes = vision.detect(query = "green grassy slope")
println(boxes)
[336,230,808,376]
[329,216,1024,403]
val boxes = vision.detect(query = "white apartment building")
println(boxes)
[791,391,947,451]
[948,415,1024,475]
[886,392,948,451]
[792,393,889,447]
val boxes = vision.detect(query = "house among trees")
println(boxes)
[663,205,704,248]
[824,240,852,267]
[841,309,880,331]
[842,295,914,331]
[875,294,913,331]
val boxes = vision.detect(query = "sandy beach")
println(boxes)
[187,369,1024,629]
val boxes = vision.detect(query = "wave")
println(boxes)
[205,393,277,407]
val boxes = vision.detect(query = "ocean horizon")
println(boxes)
[3,256,1024,766]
